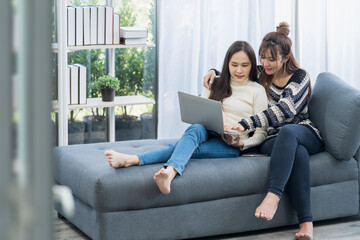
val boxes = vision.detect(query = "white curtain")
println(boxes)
[297,0,360,88]
[157,0,360,139]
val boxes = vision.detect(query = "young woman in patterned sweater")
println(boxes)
[203,22,323,240]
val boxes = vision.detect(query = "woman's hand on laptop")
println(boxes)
[226,123,245,132]
[224,123,244,133]
[221,132,244,147]
[203,70,216,89]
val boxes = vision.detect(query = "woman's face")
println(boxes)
[228,50,252,83]
[260,48,283,76]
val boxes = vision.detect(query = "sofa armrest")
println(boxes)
[309,72,360,161]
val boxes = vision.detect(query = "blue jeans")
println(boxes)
[260,124,323,223]
[138,124,241,175]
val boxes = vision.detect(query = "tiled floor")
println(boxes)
[54,213,360,240]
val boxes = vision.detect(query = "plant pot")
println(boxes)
[100,88,115,101]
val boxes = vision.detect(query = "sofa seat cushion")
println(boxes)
[54,139,358,213]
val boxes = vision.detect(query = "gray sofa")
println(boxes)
[54,72,360,240]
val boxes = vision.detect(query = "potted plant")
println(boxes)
[95,74,120,102]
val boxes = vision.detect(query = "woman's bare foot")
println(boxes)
[254,192,280,221]
[104,150,139,168]
[295,222,313,240]
[153,167,177,194]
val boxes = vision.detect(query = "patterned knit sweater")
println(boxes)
[238,68,322,140]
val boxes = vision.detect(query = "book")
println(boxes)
[75,6,83,46]
[105,6,114,44]
[90,6,97,44]
[120,26,148,38]
[83,7,91,45]
[97,6,105,44]
[73,64,87,104]
[68,65,79,105]
[120,37,147,45]
[113,13,120,44]
[67,7,76,46]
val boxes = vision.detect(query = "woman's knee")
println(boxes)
[185,124,208,139]
[277,124,298,140]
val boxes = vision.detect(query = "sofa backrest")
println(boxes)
[309,72,360,161]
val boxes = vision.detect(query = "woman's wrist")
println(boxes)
[237,121,246,132]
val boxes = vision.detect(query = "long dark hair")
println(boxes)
[258,22,311,98]
[209,41,257,102]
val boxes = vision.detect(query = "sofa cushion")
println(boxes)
[54,139,358,212]
[309,72,360,161]
[54,139,270,212]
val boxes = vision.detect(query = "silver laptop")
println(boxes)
[178,91,239,135]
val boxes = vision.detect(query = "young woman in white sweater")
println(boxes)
[104,41,268,195]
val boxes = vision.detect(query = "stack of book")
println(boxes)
[67,6,121,46]
[67,64,87,105]
[120,27,148,45]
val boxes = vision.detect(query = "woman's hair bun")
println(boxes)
[276,22,290,37]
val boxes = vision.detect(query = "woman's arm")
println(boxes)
[239,70,310,131]
[241,87,268,150]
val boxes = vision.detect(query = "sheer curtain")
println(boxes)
[157,0,276,139]
[157,0,360,139]
[297,0,360,89]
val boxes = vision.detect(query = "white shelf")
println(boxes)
[52,42,155,52]
[55,0,157,145]
[52,95,155,112]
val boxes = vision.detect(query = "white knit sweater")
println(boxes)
[201,77,268,150]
